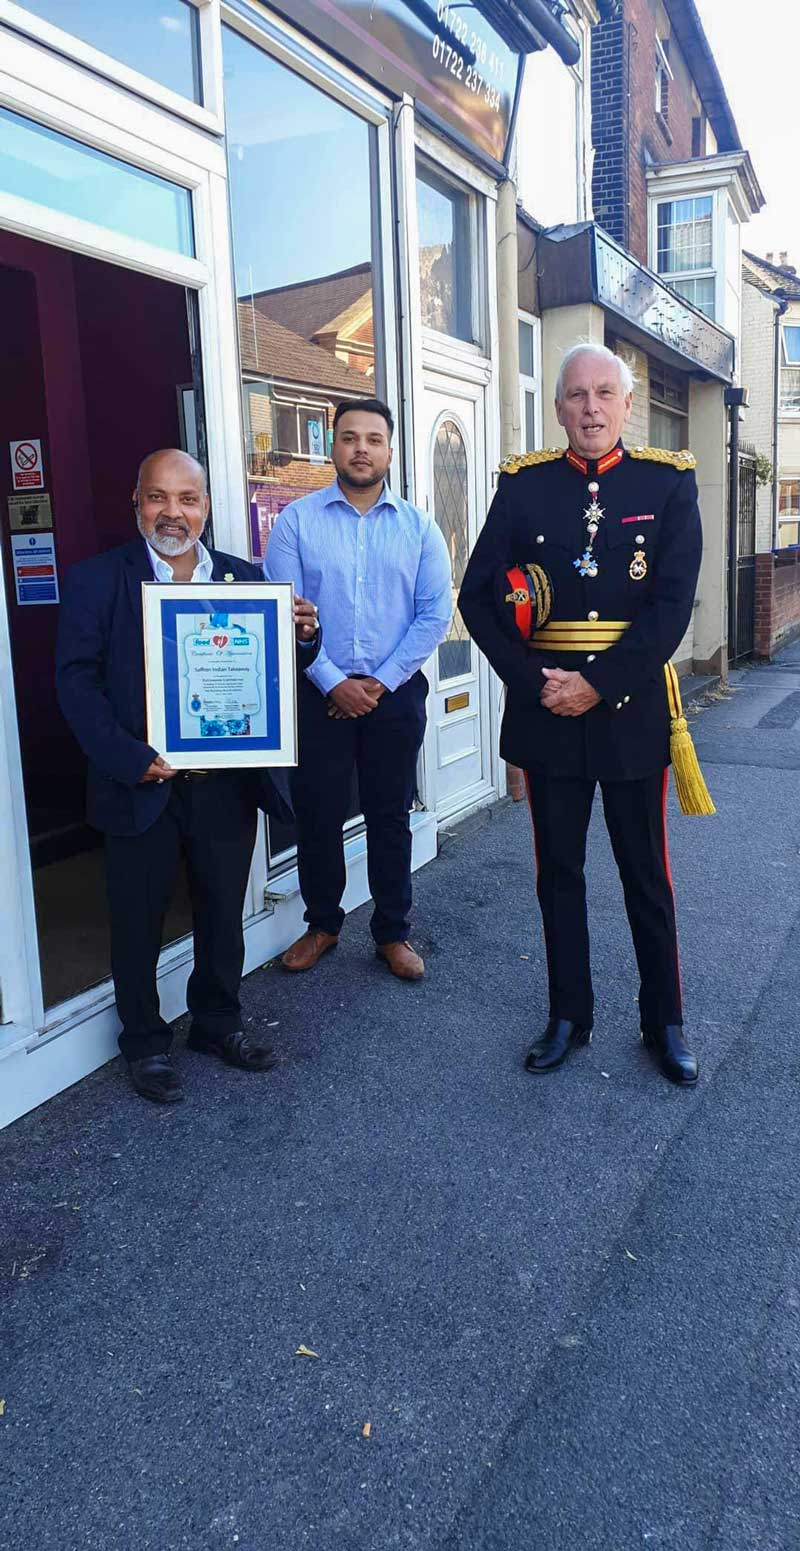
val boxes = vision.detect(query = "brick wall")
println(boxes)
[592,0,702,267]
[591,5,628,244]
[754,549,800,659]
[610,334,650,443]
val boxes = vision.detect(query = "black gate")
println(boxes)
[729,444,757,663]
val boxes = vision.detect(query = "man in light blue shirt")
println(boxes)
[263,398,452,980]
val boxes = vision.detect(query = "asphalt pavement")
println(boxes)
[2,647,800,1551]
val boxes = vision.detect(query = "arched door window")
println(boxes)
[432,417,471,681]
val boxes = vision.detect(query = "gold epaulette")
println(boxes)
[628,446,696,471]
[498,448,566,476]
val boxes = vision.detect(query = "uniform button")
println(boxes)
[616,700,623,710]
[588,610,599,622]
[587,653,596,662]
[536,534,544,544]
[635,534,645,544]
[624,694,630,703]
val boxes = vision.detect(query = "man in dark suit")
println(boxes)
[56,448,319,1104]
[459,344,707,1088]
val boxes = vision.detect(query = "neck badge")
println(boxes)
[574,481,603,579]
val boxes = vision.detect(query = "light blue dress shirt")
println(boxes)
[263,479,453,695]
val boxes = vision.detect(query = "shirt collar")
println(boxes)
[145,537,213,582]
[323,477,399,515]
[565,441,625,478]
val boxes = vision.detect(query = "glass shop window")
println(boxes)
[17,0,202,102]
[223,24,381,561]
[417,161,476,344]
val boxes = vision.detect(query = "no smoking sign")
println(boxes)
[10,438,44,491]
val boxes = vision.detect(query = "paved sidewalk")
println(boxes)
[2,650,799,1550]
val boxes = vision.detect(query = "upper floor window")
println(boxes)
[655,37,672,124]
[780,326,800,413]
[13,0,202,102]
[656,195,715,318]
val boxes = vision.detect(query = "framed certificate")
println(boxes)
[142,581,297,769]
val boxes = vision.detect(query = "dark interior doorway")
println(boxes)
[0,231,204,1009]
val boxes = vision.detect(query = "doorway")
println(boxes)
[421,377,495,820]
[0,230,203,1009]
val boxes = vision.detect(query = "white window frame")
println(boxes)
[647,154,756,338]
[0,39,241,1048]
[653,193,715,316]
[0,0,224,131]
[655,35,673,118]
[415,149,487,356]
[518,309,542,452]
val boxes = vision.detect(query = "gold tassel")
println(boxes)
[664,663,715,816]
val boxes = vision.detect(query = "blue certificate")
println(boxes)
[142,582,296,769]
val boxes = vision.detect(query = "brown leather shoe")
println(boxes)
[281,928,339,972]
[375,941,425,980]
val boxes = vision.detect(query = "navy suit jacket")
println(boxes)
[55,537,317,837]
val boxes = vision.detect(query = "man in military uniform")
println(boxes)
[458,343,707,1087]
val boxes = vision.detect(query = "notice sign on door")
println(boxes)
[10,438,44,491]
[11,531,59,605]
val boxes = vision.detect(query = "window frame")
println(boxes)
[416,152,485,351]
[518,309,542,453]
[650,190,718,321]
[0,0,223,130]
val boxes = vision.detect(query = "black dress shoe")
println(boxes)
[127,1054,184,1104]
[641,1025,699,1087]
[524,1018,592,1074]
[187,1030,277,1071]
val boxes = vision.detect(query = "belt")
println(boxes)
[530,620,630,651]
[527,618,715,818]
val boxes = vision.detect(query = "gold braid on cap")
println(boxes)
[498,448,566,476]
[629,446,696,471]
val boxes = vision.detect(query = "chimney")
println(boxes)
[780,251,788,267]
[766,251,774,263]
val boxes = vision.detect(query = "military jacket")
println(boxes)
[458,443,702,781]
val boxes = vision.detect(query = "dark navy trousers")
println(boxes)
[525,768,682,1033]
[105,773,257,1061]
[292,672,428,944]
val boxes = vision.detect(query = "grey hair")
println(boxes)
[555,343,635,402]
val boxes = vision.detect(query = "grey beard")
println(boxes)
[136,510,197,557]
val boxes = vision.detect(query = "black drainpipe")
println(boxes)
[725,386,747,661]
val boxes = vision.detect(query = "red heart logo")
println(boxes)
[212,634,229,648]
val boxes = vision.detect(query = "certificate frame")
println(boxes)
[142,581,297,770]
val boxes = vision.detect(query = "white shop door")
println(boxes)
[421,380,494,820]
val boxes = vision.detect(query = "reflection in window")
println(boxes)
[417,162,473,342]
[434,419,471,681]
[224,26,378,558]
[0,107,195,255]
[19,0,201,102]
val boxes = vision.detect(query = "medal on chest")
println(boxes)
[574,481,603,579]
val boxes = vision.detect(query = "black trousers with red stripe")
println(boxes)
[524,768,682,1032]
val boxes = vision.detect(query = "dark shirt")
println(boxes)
[458,445,702,781]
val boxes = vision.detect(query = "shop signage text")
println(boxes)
[268,0,521,166]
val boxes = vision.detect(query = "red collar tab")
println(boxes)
[597,446,624,476]
[566,446,625,478]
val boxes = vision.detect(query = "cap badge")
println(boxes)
[629,550,648,581]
